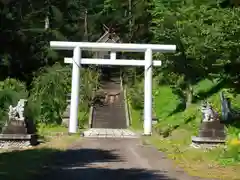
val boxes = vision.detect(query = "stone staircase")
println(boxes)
[92,75,127,129]
[62,67,137,138]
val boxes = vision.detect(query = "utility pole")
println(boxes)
[83,9,88,41]
[45,16,49,30]
[128,0,132,42]
[45,0,50,30]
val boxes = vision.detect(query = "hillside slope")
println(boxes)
[129,79,240,180]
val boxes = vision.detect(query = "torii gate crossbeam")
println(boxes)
[50,41,176,136]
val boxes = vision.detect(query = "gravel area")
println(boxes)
[0,140,31,149]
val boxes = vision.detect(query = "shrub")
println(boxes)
[0,78,28,98]
[129,80,144,110]
[78,67,100,128]
[219,142,240,165]
[29,63,71,125]
[80,67,100,108]
[29,63,100,127]
[0,89,22,110]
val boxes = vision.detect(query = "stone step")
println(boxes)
[94,118,126,122]
[90,73,127,129]
[94,114,126,119]
[83,128,138,138]
[94,110,125,114]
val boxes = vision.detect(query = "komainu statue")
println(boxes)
[201,101,219,122]
[8,99,27,121]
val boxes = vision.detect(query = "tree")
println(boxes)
[150,0,240,106]
[0,0,89,84]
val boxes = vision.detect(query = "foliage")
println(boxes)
[80,67,100,108]
[28,63,100,126]
[150,0,240,107]
[0,0,96,83]
[0,0,239,101]
[78,67,100,128]
[128,80,144,110]
[0,78,28,98]
[29,63,71,124]
[220,142,240,165]
[153,86,182,121]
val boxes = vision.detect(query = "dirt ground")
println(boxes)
[34,138,216,180]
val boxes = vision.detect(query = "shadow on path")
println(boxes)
[34,148,175,180]
[0,147,176,180]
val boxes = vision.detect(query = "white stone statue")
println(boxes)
[8,99,27,121]
[201,102,218,122]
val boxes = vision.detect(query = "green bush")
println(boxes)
[219,144,240,165]
[0,78,28,102]
[0,78,27,92]
[78,67,100,128]
[29,63,100,127]
[0,90,22,110]
[80,67,100,108]
[29,63,71,125]
[129,80,144,110]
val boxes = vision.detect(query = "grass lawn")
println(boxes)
[0,125,80,180]
[145,132,240,180]
[129,79,240,180]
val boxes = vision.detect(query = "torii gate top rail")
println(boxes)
[50,41,176,52]
[50,41,176,135]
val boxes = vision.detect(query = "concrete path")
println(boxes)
[83,128,138,138]
[35,138,213,180]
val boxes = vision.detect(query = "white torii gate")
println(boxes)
[50,41,176,135]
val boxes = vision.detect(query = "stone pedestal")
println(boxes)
[0,99,38,147]
[192,121,226,144]
[1,120,38,146]
[2,120,27,134]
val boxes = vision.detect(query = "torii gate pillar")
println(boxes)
[144,49,153,135]
[69,47,81,133]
